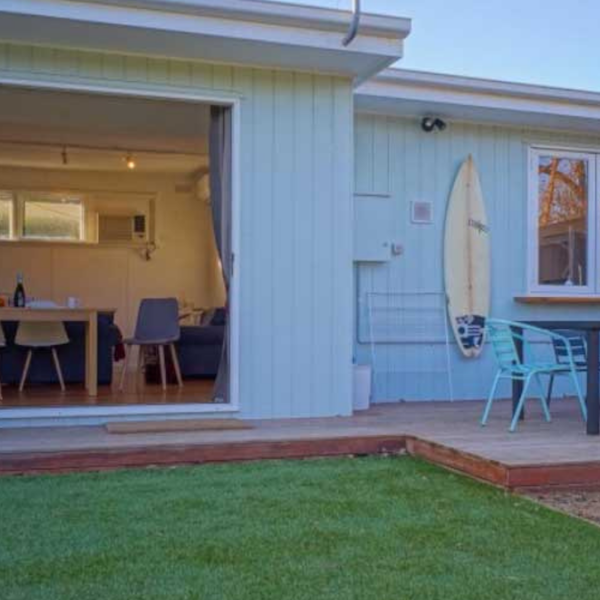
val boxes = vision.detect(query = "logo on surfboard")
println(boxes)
[455,315,486,350]
[468,218,489,234]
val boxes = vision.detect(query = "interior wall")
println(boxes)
[0,167,225,337]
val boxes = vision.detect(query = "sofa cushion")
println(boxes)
[179,325,225,346]
[210,308,227,326]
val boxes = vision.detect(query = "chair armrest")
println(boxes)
[518,324,579,366]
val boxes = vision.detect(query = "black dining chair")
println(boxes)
[119,298,183,391]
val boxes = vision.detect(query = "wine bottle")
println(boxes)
[13,273,26,308]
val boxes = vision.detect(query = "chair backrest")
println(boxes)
[134,298,180,343]
[486,319,522,369]
[15,321,69,347]
[552,330,587,366]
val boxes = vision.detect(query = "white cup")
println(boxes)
[67,296,80,308]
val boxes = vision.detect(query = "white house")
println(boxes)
[0,0,599,427]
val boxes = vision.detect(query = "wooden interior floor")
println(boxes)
[0,371,216,407]
[3,397,600,488]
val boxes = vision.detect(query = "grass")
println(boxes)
[1,457,600,600]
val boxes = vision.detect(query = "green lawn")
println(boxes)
[1,457,600,600]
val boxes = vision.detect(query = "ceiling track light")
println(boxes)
[125,153,136,170]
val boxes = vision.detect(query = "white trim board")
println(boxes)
[0,73,242,425]
[0,1,411,82]
[0,404,239,428]
[355,68,600,134]
[81,0,411,39]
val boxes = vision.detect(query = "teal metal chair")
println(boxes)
[482,319,586,432]
[547,330,588,407]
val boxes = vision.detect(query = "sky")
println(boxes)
[274,0,600,92]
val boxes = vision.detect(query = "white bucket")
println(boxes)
[353,364,372,411]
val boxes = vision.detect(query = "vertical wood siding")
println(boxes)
[355,113,600,402]
[0,43,354,418]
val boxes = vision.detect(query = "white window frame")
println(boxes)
[528,146,598,296]
[0,73,242,422]
[0,192,14,239]
[18,192,86,242]
[0,191,87,242]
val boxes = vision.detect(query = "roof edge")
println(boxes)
[84,0,412,40]
[371,68,600,107]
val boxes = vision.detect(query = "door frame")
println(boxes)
[0,72,242,423]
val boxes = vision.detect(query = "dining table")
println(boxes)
[0,306,116,397]
[511,320,600,436]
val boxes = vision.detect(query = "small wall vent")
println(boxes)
[411,201,433,224]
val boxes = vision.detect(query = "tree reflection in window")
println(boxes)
[538,156,588,286]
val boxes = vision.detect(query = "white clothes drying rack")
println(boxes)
[362,291,454,402]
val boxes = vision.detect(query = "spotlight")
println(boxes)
[421,117,447,133]
[125,153,136,170]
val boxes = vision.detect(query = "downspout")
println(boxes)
[342,0,361,46]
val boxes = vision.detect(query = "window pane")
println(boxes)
[538,155,588,286]
[0,194,10,239]
[23,196,82,240]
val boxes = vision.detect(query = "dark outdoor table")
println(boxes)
[511,321,600,436]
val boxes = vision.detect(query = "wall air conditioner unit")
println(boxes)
[98,214,147,243]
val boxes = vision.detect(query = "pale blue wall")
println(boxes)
[354,113,600,402]
[0,43,354,419]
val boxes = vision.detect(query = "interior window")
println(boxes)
[22,194,83,241]
[0,192,11,239]
[536,154,590,287]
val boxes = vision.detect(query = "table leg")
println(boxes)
[85,312,98,397]
[511,326,525,420]
[586,330,599,435]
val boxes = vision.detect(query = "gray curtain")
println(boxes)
[209,105,232,403]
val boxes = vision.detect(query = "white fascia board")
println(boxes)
[0,1,411,81]
[84,0,411,39]
[355,68,600,132]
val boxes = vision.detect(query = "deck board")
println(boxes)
[2,398,600,488]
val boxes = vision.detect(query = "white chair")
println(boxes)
[0,323,5,400]
[15,322,69,392]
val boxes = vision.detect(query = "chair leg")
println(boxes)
[158,345,167,391]
[570,369,587,421]
[119,344,132,392]
[534,373,551,422]
[137,346,145,374]
[170,344,183,388]
[481,371,501,426]
[19,349,33,392]
[510,374,532,432]
[546,373,555,408]
[51,348,66,392]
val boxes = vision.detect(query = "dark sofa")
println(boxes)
[0,314,118,386]
[175,309,225,378]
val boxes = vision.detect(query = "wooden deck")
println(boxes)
[2,398,600,489]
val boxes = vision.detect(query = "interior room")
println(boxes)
[0,86,228,407]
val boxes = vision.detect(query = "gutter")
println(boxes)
[79,0,410,40]
[371,68,600,108]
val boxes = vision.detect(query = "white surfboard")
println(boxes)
[444,155,490,358]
